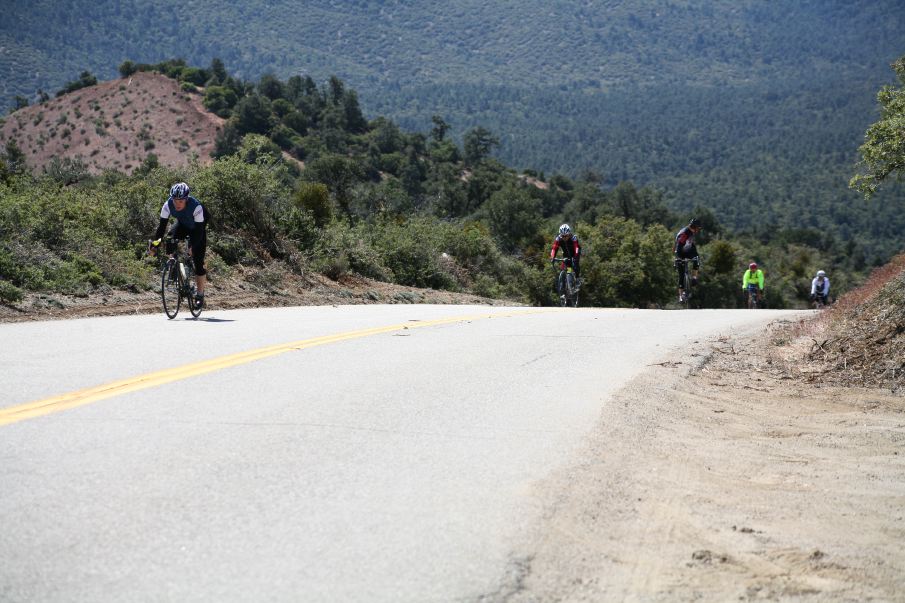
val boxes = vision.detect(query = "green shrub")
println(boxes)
[210,233,251,265]
[293,181,332,227]
[0,279,23,304]
[203,86,238,118]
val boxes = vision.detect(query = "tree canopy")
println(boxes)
[851,56,905,199]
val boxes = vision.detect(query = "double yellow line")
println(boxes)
[0,309,546,427]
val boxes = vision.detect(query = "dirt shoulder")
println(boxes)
[0,270,514,323]
[508,317,905,602]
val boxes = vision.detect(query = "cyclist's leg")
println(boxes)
[189,224,207,295]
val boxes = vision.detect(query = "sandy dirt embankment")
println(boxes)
[506,318,905,602]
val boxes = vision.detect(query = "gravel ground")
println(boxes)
[504,318,905,602]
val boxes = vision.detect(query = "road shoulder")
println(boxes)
[505,318,905,602]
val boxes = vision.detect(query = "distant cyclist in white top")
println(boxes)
[810,270,830,306]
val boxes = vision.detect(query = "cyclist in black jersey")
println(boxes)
[148,182,209,306]
[674,218,702,303]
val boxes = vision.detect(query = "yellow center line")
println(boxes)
[0,309,549,427]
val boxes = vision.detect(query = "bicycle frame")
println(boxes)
[746,284,760,309]
[552,257,579,307]
[159,237,202,319]
[676,257,699,308]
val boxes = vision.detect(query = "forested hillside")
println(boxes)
[2,1,903,259]
[1,60,886,313]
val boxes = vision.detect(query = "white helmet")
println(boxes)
[816,270,826,277]
[558,224,572,236]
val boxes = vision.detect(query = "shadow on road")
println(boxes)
[182,317,236,323]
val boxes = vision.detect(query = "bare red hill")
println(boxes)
[1,71,223,174]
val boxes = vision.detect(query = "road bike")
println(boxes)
[746,284,762,309]
[811,293,829,309]
[552,257,580,308]
[155,237,203,319]
[676,256,701,309]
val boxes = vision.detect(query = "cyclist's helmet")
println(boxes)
[689,218,702,228]
[749,262,758,270]
[558,224,572,237]
[817,270,826,277]
[170,182,190,199]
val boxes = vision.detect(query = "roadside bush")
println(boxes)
[280,207,318,251]
[0,279,23,304]
[314,222,391,281]
[293,181,332,226]
[191,155,287,245]
[210,233,255,266]
[580,216,674,308]
[368,218,456,290]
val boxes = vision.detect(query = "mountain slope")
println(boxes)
[0,72,222,174]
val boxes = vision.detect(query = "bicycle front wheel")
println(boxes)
[565,273,578,307]
[161,260,181,319]
[683,270,692,309]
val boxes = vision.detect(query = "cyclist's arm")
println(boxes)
[742,271,750,289]
[550,239,560,259]
[152,217,168,241]
[757,271,765,290]
[674,232,687,255]
[153,201,172,240]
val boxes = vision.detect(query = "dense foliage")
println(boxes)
[0,62,877,309]
[2,1,903,259]
[851,57,905,200]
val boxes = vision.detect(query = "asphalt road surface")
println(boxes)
[0,305,804,602]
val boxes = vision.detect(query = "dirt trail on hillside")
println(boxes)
[504,318,905,602]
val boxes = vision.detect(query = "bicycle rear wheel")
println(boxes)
[161,260,181,319]
[185,259,203,318]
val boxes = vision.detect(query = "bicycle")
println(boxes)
[811,293,829,310]
[152,236,203,319]
[675,256,701,309]
[746,284,762,309]
[552,257,580,308]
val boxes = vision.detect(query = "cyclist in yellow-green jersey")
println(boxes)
[742,262,765,308]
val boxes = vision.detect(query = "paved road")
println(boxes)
[0,305,804,602]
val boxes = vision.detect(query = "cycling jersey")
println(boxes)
[551,234,581,259]
[551,234,581,280]
[811,276,830,296]
[159,195,204,231]
[742,269,765,290]
[674,227,698,258]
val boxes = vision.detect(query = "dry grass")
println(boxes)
[770,253,905,391]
